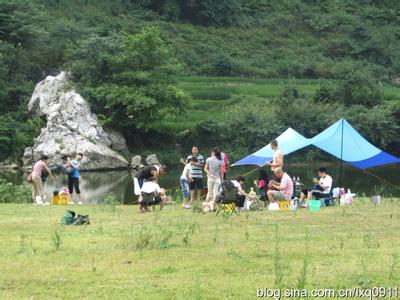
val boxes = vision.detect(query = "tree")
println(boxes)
[66,27,188,131]
[340,70,384,106]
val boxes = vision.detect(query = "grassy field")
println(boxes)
[154,77,400,132]
[1,199,399,299]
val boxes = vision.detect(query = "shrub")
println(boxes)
[340,70,384,106]
[314,84,340,104]
[0,179,32,203]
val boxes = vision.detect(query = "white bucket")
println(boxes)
[371,195,381,205]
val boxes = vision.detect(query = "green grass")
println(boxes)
[1,199,399,299]
[153,77,400,132]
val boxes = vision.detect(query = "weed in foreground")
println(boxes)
[157,230,173,249]
[297,230,310,291]
[136,226,153,251]
[191,272,204,300]
[273,225,284,291]
[388,253,399,280]
[18,234,27,254]
[52,230,62,251]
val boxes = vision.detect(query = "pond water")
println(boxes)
[1,162,399,203]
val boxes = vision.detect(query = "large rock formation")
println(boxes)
[23,72,129,170]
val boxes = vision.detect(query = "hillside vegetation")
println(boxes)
[0,0,399,163]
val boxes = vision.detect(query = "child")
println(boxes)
[140,177,166,213]
[180,157,197,209]
[253,170,269,201]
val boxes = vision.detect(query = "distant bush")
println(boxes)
[314,84,340,104]
[340,70,384,106]
[314,71,384,106]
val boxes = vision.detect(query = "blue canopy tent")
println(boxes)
[231,128,311,166]
[311,118,400,169]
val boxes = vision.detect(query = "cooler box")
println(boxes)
[278,200,290,211]
[51,194,69,205]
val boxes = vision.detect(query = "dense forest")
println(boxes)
[0,0,399,164]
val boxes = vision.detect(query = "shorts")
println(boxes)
[189,177,203,190]
[310,191,326,199]
[271,191,286,201]
[303,185,326,199]
[180,178,190,198]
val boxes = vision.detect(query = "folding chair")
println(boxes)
[140,192,160,212]
[216,188,238,216]
[320,187,339,207]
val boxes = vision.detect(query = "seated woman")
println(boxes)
[139,177,166,213]
[253,170,269,201]
[300,167,332,202]
[214,176,249,212]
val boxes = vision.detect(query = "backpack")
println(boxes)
[62,210,90,226]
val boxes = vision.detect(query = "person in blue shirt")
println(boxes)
[67,153,83,203]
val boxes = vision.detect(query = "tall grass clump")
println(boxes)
[136,226,153,251]
[157,230,173,249]
[52,231,62,251]
[297,230,310,290]
[387,253,399,280]
[100,193,121,214]
[273,225,284,291]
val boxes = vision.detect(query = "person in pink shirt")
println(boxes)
[30,155,53,205]
[221,151,229,180]
[267,167,293,202]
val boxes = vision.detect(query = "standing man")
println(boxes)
[180,146,205,202]
[268,139,284,172]
[67,153,83,203]
[204,147,224,210]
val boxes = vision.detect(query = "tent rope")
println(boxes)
[363,169,400,192]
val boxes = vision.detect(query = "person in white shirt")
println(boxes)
[300,167,333,201]
[204,147,224,211]
[139,177,166,213]
[180,157,197,209]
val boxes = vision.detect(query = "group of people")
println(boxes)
[176,139,333,212]
[28,153,83,205]
[179,146,230,211]
[29,139,333,212]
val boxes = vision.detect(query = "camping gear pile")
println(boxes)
[62,210,90,226]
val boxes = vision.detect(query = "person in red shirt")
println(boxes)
[253,170,269,200]
[221,151,229,180]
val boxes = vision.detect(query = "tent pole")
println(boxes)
[339,119,344,187]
